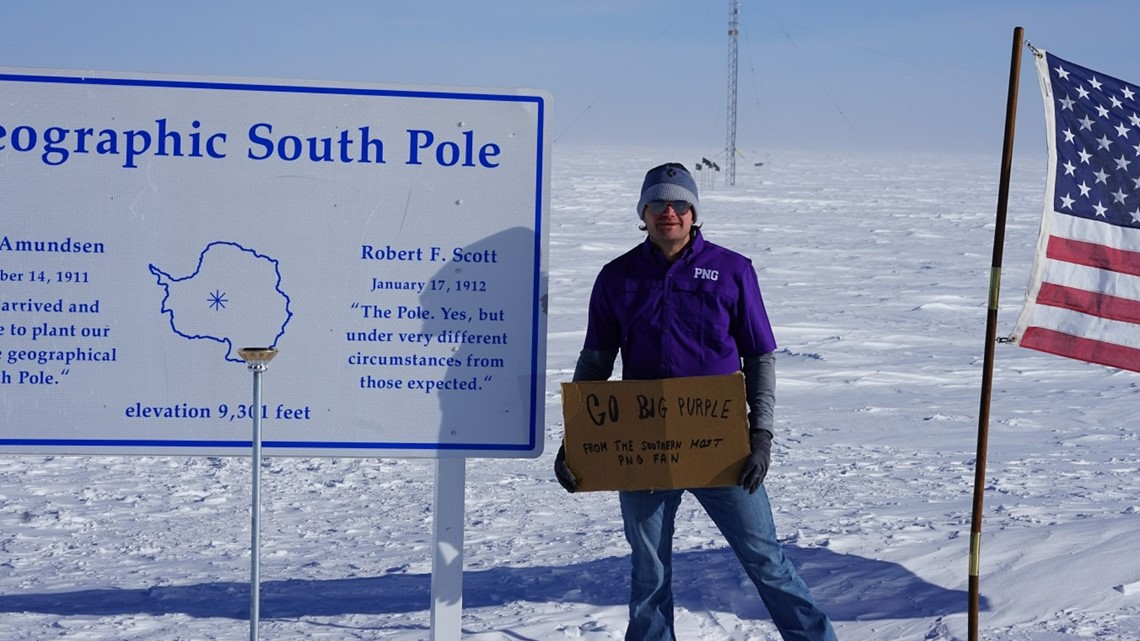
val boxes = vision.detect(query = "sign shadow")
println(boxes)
[415,225,545,456]
[0,545,986,622]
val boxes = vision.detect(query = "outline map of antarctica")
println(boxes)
[150,241,293,363]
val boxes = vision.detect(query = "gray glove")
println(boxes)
[554,443,578,493]
[738,428,772,493]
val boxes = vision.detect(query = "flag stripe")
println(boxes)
[1046,236,1140,277]
[1040,257,1140,299]
[1036,282,1140,324]
[1052,212,1140,252]
[1019,326,1140,372]
[1019,304,1140,350]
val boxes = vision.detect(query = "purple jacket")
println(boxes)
[583,230,777,380]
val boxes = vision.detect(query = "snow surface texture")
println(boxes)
[2,148,1139,640]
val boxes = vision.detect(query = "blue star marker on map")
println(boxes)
[150,241,293,363]
[208,290,228,311]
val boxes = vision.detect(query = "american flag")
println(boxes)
[1012,50,1140,372]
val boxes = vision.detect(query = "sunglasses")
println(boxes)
[644,200,693,216]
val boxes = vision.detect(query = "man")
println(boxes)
[555,162,838,641]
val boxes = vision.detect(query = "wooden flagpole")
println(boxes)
[969,26,1024,641]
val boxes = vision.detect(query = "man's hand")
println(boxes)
[554,443,579,493]
[738,429,772,493]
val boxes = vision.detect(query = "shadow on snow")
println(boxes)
[0,545,985,621]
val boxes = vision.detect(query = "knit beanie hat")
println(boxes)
[636,162,699,220]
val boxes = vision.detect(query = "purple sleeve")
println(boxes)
[735,266,777,357]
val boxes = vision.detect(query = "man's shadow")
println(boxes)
[0,545,986,621]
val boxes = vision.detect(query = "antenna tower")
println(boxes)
[726,0,739,186]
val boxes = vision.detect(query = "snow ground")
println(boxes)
[1,147,1138,640]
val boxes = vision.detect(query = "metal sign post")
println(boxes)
[239,347,278,641]
[430,457,466,641]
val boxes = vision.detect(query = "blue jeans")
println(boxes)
[618,485,837,641]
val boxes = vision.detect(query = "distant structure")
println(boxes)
[725,0,739,186]
[695,157,720,193]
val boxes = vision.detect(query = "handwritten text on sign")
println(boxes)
[560,373,749,492]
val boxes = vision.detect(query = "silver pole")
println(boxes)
[239,347,278,641]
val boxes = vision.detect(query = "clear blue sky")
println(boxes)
[2,1,1139,158]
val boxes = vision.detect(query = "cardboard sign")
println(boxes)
[560,373,750,492]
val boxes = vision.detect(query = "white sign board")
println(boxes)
[0,67,550,457]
